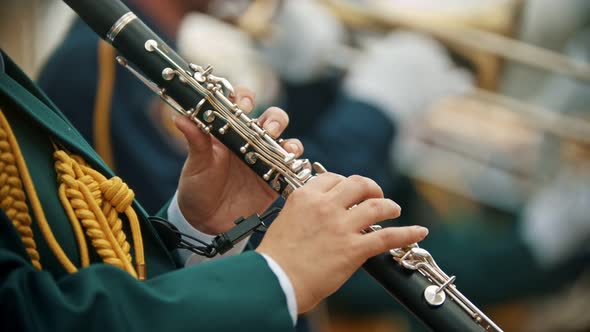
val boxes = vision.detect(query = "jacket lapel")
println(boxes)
[0,51,178,274]
[0,71,113,178]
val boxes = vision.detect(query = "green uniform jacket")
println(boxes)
[0,50,293,332]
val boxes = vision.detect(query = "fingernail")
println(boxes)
[288,143,299,154]
[266,121,280,137]
[238,97,253,112]
[417,226,429,237]
[391,200,401,211]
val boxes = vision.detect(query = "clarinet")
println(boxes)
[62,1,502,331]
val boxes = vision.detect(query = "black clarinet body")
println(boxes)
[62,1,502,331]
[365,253,489,331]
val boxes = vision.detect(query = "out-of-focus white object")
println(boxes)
[532,27,590,113]
[343,32,473,123]
[0,0,74,78]
[500,0,590,99]
[362,0,518,34]
[260,0,346,83]
[178,13,280,106]
[521,164,590,267]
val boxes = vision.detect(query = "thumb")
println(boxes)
[175,115,213,167]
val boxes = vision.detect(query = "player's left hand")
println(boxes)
[175,86,303,234]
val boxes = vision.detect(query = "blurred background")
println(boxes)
[1,0,589,331]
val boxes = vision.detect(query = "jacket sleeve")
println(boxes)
[0,213,293,332]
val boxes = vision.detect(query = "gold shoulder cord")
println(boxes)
[0,110,145,280]
[93,40,116,169]
[0,112,42,270]
[92,41,186,166]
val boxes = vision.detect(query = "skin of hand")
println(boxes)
[175,86,428,312]
[175,86,303,234]
[256,173,429,314]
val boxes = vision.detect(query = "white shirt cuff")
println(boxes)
[166,191,249,266]
[167,192,297,325]
[260,253,298,325]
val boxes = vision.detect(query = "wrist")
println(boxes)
[179,209,221,236]
[256,246,311,314]
[176,193,227,235]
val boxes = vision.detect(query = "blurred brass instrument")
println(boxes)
[237,0,590,212]
[238,0,590,87]
[321,0,590,89]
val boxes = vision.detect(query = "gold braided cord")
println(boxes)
[0,111,77,272]
[84,168,131,261]
[0,109,145,280]
[0,116,42,270]
[54,151,145,280]
[57,185,90,267]
[93,172,145,278]
[54,151,126,270]
[93,40,116,169]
